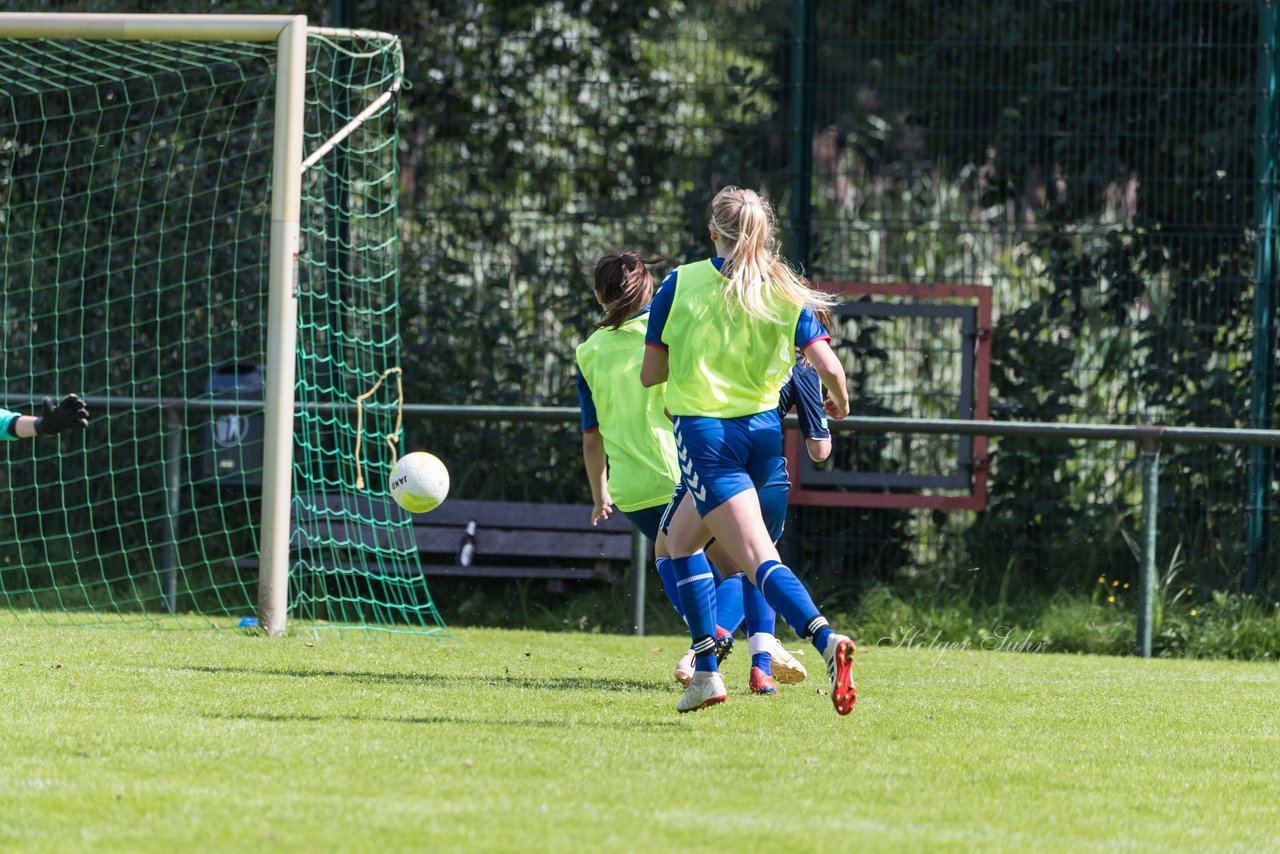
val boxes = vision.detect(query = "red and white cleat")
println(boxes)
[822,634,857,715]
[748,666,778,696]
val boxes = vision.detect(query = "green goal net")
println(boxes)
[0,17,446,635]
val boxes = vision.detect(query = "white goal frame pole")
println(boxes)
[0,13,301,41]
[0,13,309,636]
[258,18,309,638]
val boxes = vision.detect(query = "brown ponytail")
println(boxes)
[593,251,664,331]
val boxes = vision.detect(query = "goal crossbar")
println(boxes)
[0,12,301,42]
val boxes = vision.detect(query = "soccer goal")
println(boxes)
[0,13,445,637]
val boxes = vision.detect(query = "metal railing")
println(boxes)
[400,405,1280,656]
[9,395,1278,654]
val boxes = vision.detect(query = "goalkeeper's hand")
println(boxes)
[35,393,90,435]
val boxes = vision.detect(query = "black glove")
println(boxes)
[35,393,90,436]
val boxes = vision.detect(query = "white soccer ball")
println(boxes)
[388,451,450,513]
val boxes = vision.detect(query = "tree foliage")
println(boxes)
[1,0,1275,599]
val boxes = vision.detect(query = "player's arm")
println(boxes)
[641,269,675,387]
[797,308,849,420]
[791,361,833,462]
[640,346,668,388]
[806,435,832,463]
[576,369,612,524]
[805,339,849,420]
[1,394,90,440]
[581,431,612,525]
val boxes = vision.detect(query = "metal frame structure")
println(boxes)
[787,281,993,510]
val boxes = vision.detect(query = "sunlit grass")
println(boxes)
[1,623,1276,851]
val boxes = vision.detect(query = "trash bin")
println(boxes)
[199,362,265,488]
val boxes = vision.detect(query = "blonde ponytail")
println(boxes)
[709,186,834,320]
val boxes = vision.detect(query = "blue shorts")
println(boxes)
[659,465,790,542]
[622,502,667,544]
[671,410,789,523]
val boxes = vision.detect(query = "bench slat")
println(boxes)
[412,527,630,560]
[404,498,633,533]
[420,564,611,581]
[295,496,633,533]
[293,521,630,561]
[232,558,612,582]
[251,496,637,585]
[293,521,416,552]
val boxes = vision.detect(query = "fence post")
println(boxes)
[631,529,647,636]
[1136,431,1162,658]
[786,0,815,271]
[1246,0,1279,594]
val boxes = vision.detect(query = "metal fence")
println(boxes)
[376,0,1280,602]
[5,0,1274,603]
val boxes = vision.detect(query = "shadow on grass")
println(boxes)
[172,664,663,693]
[201,710,683,729]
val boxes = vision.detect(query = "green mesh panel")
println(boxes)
[0,29,444,634]
[295,32,445,634]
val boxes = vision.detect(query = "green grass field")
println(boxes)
[2,622,1277,852]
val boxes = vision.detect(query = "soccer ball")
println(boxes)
[388,452,450,513]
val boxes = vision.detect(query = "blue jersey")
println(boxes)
[778,355,830,441]
[645,257,831,353]
[576,370,600,432]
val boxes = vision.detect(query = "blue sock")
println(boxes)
[714,572,746,635]
[755,560,832,653]
[673,553,719,673]
[743,581,775,674]
[655,557,684,620]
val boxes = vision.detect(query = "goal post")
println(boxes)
[261,17,305,639]
[0,14,444,636]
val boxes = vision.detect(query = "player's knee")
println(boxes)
[665,524,706,557]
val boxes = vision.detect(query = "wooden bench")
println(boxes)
[280,494,635,588]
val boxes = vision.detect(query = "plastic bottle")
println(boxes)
[459,520,477,567]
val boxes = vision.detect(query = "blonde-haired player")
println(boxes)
[642,187,857,715]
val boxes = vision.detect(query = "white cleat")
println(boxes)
[673,649,695,688]
[770,637,807,685]
[676,671,727,713]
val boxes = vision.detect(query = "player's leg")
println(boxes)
[755,464,806,685]
[670,546,726,713]
[743,580,777,695]
[670,495,742,642]
[702,539,743,664]
[740,474,781,694]
[690,420,854,715]
[654,521,699,686]
[667,414,797,708]
[627,499,693,624]
[666,417,736,712]
[700,489,855,714]
[663,491,721,675]
[660,490,735,687]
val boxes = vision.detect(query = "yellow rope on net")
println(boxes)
[353,366,404,490]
